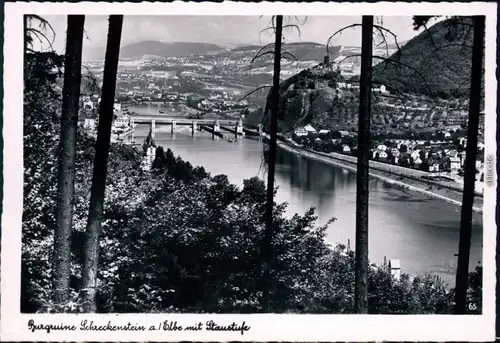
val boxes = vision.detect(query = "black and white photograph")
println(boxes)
[1,2,497,341]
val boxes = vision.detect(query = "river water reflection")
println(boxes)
[133,126,483,285]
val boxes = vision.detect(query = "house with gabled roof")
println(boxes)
[304,124,317,133]
[294,127,308,137]
[447,156,461,170]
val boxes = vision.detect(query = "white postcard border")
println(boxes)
[2,1,497,342]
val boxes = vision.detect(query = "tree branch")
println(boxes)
[282,24,302,40]
[373,24,402,57]
[237,85,272,103]
[81,65,102,97]
[25,15,56,51]
[326,24,361,57]
[281,51,299,64]
[27,28,55,51]
[249,43,275,69]
[423,21,438,49]
[336,53,433,96]
[29,15,56,44]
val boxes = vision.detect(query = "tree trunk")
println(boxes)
[454,15,484,314]
[262,15,283,312]
[81,15,123,313]
[53,15,85,307]
[354,15,373,314]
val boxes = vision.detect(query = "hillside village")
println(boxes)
[289,122,485,190]
[282,68,485,188]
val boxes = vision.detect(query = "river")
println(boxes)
[131,124,483,286]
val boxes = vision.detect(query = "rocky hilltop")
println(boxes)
[245,66,348,132]
[277,68,346,132]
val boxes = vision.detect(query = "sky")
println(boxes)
[34,15,426,60]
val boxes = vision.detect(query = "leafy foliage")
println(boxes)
[22,52,64,312]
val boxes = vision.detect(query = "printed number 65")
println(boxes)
[468,303,478,311]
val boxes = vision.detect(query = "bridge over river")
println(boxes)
[127,115,264,140]
[130,116,238,126]
[127,126,483,286]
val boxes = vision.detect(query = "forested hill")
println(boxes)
[370,18,477,99]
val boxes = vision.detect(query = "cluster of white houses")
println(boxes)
[369,141,482,173]
[292,124,485,175]
[82,100,136,145]
[294,124,321,137]
[294,125,354,154]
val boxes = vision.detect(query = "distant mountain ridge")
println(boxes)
[83,38,412,62]
[85,40,336,61]
[119,41,225,59]
[232,41,325,55]
[227,42,337,70]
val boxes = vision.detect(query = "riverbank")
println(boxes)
[274,139,483,214]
